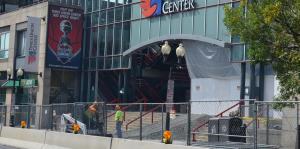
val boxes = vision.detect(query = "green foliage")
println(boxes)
[224,0,300,108]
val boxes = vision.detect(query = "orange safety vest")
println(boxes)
[72,124,80,134]
[21,121,27,128]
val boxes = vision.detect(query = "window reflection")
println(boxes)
[114,23,122,54]
[106,25,113,55]
[98,27,105,56]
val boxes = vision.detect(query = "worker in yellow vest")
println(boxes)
[72,120,80,134]
[115,105,124,138]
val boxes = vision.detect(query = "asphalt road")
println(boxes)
[0,145,20,149]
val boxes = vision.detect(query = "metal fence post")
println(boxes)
[266,104,269,145]
[187,102,191,146]
[161,104,164,141]
[26,105,31,128]
[253,102,258,149]
[139,104,143,141]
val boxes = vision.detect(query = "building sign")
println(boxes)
[46,5,83,69]
[25,17,40,72]
[20,79,37,88]
[166,79,174,112]
[141,0,195,18]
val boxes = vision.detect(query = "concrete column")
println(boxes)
[35,12,50,129]
[5,89,12,126]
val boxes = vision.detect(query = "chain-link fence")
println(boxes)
[1,100,300,148]
[190,100,258,148]
[255,101,300,149]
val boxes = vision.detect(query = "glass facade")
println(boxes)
[82,0,245,71]
[81,0,245,101]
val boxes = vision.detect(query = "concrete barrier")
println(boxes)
[45,131,111,149]
[1,126,46,143]
[0,127,208,149]
[111,138,208,149]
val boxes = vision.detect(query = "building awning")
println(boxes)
[1,79,37,88]
[1,80,20,87]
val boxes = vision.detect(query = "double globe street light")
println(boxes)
[161,41,186,132]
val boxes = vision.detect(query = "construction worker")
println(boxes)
[72,120,80,134]
[115,105,123,138]
[162,130,172,144]
[20,121,26,128]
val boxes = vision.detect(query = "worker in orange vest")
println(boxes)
[162,130,172,144]
[21,121,27,128]
[72,120,80,134]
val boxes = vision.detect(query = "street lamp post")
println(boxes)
[7,68,24,127]
[161,41,186,132]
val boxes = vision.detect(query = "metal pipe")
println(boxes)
[259,63,265,102]
[139,104,143,141]
[266,104,269,145]
[187,102,191,146]
[240,62,246,117]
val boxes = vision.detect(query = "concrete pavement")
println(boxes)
[0,144,21,149]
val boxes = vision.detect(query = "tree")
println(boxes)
[224,0,300,106]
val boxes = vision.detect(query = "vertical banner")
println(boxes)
[25,17,40,72]
[166,79,174,112]
[46,5,83,69]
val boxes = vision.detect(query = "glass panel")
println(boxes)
[106,25,113,55]
[122,22,130,50]
[171,13,181,34]
[113,56,121,68]
[107,9,115,24]
[99,11,107,25]
[105,57,112,69]
[85,13,91,27]
[140,19,149,42]
[160,15,170,36]
[131,4,141,20]
[193,9,205,35]
[17,30,26,57]
[206,7,218,39]
[93,0,99,11]
[130,21,140,46]
[150,17,159,38]
[218,5,230,42]
[0,34,5,50]
[90,58,96,69]
[86,0,92,12]
[117,0,124,5]
[4,33,9,50]
[91,27,98,57]
[123,5,131,21]
[231,35,240,43]
[114,23,122,55]
[109,0,116,7]
[101,0,108,9]
[231,44,244,61]
[98,27,105,56]
[115,7,123,22]
[122,55,130,68]
[83,58,89,70]
[194,0,206,8]
[97,57,104,69]
[182,11,193,34]
[207,0,218,5]
[92,12,99,26]
[124,0,132,4]
[84,29,91,58]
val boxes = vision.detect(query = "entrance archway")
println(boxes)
[129,40,191,104]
